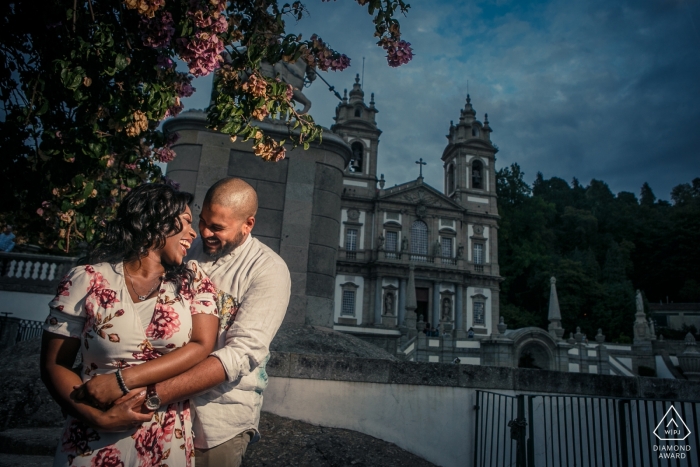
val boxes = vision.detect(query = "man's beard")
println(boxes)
[203,231,245,260]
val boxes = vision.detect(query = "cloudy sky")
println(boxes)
[183,0,700,200]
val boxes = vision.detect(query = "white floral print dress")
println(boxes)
[43,261,218,467]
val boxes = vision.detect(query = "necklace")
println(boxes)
[124,264,162,301]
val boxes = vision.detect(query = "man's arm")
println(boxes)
[156,254,290,402]
[155,355,227,405]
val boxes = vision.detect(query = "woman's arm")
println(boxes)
[40,331,152,431]
[80,313,219,406]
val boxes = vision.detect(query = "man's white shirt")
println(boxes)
[187,234,290,449]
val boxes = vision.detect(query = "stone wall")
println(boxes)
[263,352,700,467]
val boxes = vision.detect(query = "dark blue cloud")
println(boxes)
[183,0,700,199]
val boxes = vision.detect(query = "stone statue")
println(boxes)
[384,292,394,315]
[456,243,464,259]
[441,297,452,321]
[432,239,441,257]
[401,236,408,252]
[377,233,385,251]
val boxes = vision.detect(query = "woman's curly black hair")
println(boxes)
[85,183,194,294]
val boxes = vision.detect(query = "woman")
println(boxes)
[41,183,219,467]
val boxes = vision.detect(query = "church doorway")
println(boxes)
[415,287,430,327]
[517,342,551,370]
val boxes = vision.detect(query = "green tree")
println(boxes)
[1,0,412,252]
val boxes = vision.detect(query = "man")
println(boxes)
[153,177,291,466]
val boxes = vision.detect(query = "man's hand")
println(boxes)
[91,389,153,432]
[73,373,123,409]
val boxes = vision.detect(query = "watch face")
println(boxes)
[145,395,161,410]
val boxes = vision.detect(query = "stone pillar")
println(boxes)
[398,278,407,326]
[405,265,417,336]
[164,115,352,328]
[432,281,441,329]
[374,276,383,325]
[455,284,464,338]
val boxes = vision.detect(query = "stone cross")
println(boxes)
[415,158,426,178]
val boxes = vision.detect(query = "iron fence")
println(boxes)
[0,317,44,349]
[16,319,44,342]
[474,390,700,467]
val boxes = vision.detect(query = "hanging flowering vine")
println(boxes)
[1,0,412,254]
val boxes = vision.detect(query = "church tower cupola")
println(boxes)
[441,95,498,214]
[332,75,382,194]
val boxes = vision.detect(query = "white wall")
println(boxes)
[263,377,504,467]
[0,291,54,322]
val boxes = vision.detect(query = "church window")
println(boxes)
[385,231,398,259]
[441,237,453,257]
[410,220,429,261]
[355,107,362,117]
[346,229,357,259]
[441,237,454,264]
[472,160,483,189]
[446,163,456,194]
[473,300,485,325]
[473,243,484,264]
[350,142,364,172]
[472,126,480,137]
[341,290,356,316]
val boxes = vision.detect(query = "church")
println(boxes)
[164,73,502,360]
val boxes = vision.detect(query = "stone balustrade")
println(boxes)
[0,252,78,295]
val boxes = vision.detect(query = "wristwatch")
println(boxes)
[145,385,161,411]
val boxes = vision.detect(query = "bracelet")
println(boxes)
[115,368,130,396]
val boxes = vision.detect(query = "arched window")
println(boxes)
[350,142,364,172]
[354,107,362,117]
[446,163,455,194]
[410,220,428,260]
[472,160,483,189]
[472,125,480,137]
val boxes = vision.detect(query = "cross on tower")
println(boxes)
[415,158,426,179]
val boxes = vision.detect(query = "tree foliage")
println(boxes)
[497,164,700,341]
[1,0,412,253]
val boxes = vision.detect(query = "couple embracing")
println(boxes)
[41,177,291,467]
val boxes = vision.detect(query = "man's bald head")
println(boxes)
[204,177,258,220]
[199,178,258,258]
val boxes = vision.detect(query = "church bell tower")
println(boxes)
[442,95,497,215]
[331,74,382,197]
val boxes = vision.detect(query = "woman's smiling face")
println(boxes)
[160,205,196,265]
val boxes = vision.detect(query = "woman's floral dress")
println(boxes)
[43,261,218,467]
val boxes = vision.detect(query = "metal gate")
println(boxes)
[474,390,700,467]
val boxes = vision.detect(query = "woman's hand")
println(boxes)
[91,389,153,432]
[73,373,124,409]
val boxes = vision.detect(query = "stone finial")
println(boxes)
[595,328,605,343]
[574,326,584,343]
[679,333,700,381]
[378,173,385,189]
[548,276,564,340]
[659,334,664,342]
[355,73,360,84]
[568,332,576,345]
[370,92,375,107]
[633,289,651,343]
[684,333,699,354]
[497,316,507,335]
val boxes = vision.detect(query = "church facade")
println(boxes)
[330,76,502,353]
